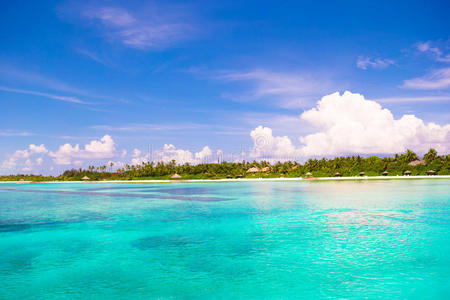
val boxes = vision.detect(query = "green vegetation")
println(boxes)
[1,149,449,182]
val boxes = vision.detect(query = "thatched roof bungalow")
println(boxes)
[403,170,412,176]
[408,158,425,166]
[334,172,342,177]
[247,166,260,173]
[81,176,90,181]
[170,173,181,179]
[427,169,436,176]
[305,172,312,177]
[359,172,365,176]
[382,171,389,176]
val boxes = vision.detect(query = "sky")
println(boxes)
[1,0,450,175]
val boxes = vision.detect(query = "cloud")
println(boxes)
[1,158,17,170]
[402,41,450,90]
[402,67,450,90]
[250,126,300,160]
[416,41,450,63]
[215,69,326,108]
[29,144,48,154]
[374,95,450,103]
[1,144,49,172]
[0,129,32,137]
[0,64,85,95]
[250,91,450,159]
[195,146,212,160]
[83,5,195,49]
[75,48,111,67]
[131,156,148,165]
[0,86,86,104]
[132,148,142,157]
[10,144,48,160]
[92,123,207,131]
[356,56,395,70]
[49,135,116,165]
[298,91,449,155]
[131,144,215,165]
[87,7,135,27]
[157,144,195,164]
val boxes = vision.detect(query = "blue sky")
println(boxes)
[1,0,449,174]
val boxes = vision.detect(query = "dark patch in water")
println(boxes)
[0,223,32,232]
[83,186,158,192]
[152,187,213,195]
[0,214,109,233]
[0,188,232,202]
[0,251,35,273]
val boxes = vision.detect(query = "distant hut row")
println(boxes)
[403,169,436,176]
[304,170,437,177]
[166,167,437,180]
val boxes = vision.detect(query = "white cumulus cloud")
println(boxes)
[49,135,116,165]
[299,91,450,155]
[250,126,300,160]
[29,144,48,154]
[250,91,450,159]
[131,144,216,165]
[195,146,212,160]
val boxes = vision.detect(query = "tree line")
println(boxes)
[1,149,448,182]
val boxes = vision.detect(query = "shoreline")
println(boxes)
[1,175,449,184]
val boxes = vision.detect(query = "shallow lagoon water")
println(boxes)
[0,180,449,299]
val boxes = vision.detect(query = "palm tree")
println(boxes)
[408,150,417,161]
[424,148,437,164]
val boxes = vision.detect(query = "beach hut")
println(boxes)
[382,171,389,176]
[236,174,243,179]
[403,170,412,176]
[261,166,270,172]
[427,170,436,176]
[170,173,181,179]
[305,172,312,177]
[226,175,232,179]
[247,166,260,173]
[334,172,342,177]
[81,176,90,181]
[359,172,365,177]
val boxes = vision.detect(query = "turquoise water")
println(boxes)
[0,180,449,299]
